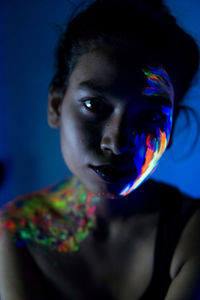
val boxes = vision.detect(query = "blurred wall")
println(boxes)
[1,0,200,205]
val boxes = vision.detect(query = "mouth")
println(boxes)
[89,165,137,183]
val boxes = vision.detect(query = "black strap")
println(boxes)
[139,184,200,300]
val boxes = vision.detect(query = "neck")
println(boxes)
[72,176,162,222]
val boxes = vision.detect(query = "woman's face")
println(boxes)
[49,50,174,199]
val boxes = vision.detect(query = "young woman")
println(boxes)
[0,0,200,299]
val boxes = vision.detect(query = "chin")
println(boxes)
[82,175,138,199]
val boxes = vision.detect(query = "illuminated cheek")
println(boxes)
[132,133,147,173]
[120,113,173,196]
[119,66,174,196]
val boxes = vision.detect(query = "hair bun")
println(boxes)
[139,0,167,12]
[95,0,168,15]
[142,0,164,5]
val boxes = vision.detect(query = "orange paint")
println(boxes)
[141,147,154,174]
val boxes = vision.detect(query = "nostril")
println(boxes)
[101,143,129,156]
[101,132,135,155]
[101,145,112,152]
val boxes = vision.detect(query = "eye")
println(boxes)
[138,110,166,123]
[81,98,108,114]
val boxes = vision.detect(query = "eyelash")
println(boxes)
[80,98,167,123]
[81,98,108,114]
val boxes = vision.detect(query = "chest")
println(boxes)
[27,214,160,300]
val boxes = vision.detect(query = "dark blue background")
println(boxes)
[1,0,200,205]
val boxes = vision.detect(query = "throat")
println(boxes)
[94,179,162,221]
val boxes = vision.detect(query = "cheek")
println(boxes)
[142,110,173,172]
[59,108,100,170]
[133,109,173,167]
[144,109,174,163]
[59,108,85,169]
[120,124,171,196]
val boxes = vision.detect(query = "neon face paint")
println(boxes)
[119,66,174,196]
[141,66,174,104]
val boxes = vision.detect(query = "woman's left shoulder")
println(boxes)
[180,193,200,256]
[0,176,74,247]
[170,192,200,279]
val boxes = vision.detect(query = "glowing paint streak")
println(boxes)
[120,130,168,196]
[142,66,174,104]
[141,145,154,174]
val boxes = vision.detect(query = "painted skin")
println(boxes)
[0,50,175,253]
[120,66,174,195]
[55,50,174,200]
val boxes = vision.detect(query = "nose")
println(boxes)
[100,113,133,155]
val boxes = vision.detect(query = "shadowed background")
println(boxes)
[0,0,200,206]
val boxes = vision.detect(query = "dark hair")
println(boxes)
[49,0,199,149]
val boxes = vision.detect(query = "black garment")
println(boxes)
[139,183,200,300]
[12,181,199,300]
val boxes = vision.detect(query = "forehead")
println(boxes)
[68,50,144,91]
[67,50,174,106]
[71,50,145,84]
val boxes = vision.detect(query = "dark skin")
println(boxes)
[48,49,174,219]
[0,48,199,300]
[46,49,200,300]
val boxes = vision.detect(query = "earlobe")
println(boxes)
[48,89,63,128]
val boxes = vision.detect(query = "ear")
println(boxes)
[48,88,63,128]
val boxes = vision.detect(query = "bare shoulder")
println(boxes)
[0,177,71,244]
[0,180,71,300]
[0,201,31,300]
[0,193,44,242]
[0,176,95,254]
[0,208,51,300]
[170,195,200,280]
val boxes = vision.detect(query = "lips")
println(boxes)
[90,165,136,182]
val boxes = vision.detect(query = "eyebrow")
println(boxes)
[78,79,173,107]
[78,80,112,95]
